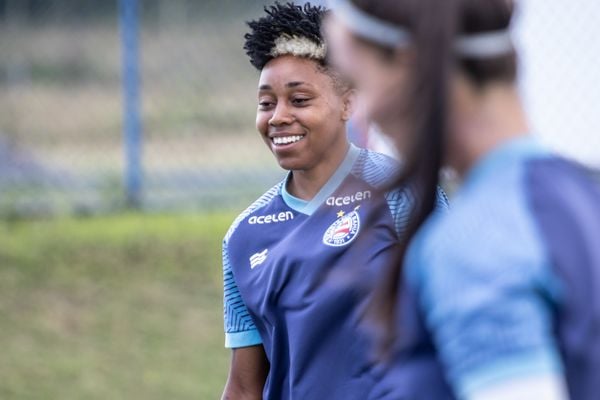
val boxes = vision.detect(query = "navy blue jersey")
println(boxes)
[372,136,600,399]
[223,145,448,399]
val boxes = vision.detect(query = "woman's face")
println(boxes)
[324,15,412,149]
[256,55,352,171]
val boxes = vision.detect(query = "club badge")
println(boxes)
[322,207,361,247]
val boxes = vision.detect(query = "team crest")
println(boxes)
[322,208,361,247]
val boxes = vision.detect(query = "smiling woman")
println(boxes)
[255,55,352,195]
[220,3,447,400]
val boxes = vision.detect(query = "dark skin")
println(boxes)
[221,55,353,399]
[255,55,353,200]
[221,345,269,400]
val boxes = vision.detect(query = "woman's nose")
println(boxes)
[269,102,294,126]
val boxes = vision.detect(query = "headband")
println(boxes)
[329,0,514,58]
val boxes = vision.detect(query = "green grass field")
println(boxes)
[0,212,234,399]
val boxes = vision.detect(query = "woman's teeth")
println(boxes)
[272,135,304,145]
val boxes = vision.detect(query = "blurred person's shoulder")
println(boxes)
[405,150,560,288]
[522,154,600,247]
[525,155,600,208]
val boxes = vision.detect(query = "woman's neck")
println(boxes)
[449,85,530,178]
[287,140,350,201]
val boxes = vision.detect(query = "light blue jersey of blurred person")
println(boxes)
[326,0,600,399]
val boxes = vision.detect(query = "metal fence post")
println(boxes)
[119,0,143,208]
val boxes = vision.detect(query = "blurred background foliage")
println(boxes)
[0,213,233,399]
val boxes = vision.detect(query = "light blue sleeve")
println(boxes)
[223,240,262,348]
[407,224,564,399]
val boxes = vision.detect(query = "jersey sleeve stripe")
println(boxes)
[221,181,284,346]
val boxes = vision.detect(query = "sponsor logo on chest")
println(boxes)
[326,190,371,207]
[248,211,294,225]
[323,207,361,247]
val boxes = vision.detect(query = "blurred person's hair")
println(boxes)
[342,0,517,354]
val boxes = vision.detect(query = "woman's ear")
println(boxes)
[341,89,357,122]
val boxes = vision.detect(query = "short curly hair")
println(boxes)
[244,2,328,70]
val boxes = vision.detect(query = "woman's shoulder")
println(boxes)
[223,180,285,244]
[351,147,401,189]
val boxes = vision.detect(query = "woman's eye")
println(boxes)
[258,100,274,109]
[292,98,311,106]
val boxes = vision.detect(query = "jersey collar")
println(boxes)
[281,144,362,215]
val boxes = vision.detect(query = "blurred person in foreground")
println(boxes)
[325,0,600,399]
[221,3,447,399]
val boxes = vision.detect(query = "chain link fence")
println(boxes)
[0,0,280,217]
[0,0,598,217]
[516,0,600,170]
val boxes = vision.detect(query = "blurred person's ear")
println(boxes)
[341,89,357,121]
[451,73,477,116]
